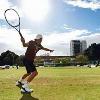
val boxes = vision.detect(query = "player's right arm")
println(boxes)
[21,37,29,47]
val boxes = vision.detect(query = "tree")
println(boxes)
[84,43,100,66]
[34,56,44,66]
[0,50,19,65]
[60,57,71,66]
[76,54,88,66]
[84,43,100,60]
[3,57,11,65]
[16,55,24,66]
[54,57,71,66]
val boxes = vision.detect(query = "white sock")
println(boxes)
[18,77,24,82]
[22,81,30,88]
[23,81,29,84]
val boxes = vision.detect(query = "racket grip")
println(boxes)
[21,36,25,43]
[19,32,24,39]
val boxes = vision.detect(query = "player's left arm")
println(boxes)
[41,46,54,52]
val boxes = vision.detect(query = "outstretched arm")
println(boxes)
[21,37,29,47]
[42,47,54,52]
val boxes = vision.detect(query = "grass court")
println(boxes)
[0,67,100,100]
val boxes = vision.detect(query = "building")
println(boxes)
[70,40,87,56]
[35,56,71,66]
[70,40,81,56]
[80,40,87,53]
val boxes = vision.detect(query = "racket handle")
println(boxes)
[19,32,24,39]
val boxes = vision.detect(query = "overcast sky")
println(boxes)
[0,0,100,56]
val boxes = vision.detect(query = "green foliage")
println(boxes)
[84,43,100,61]
[35,57,44,66]
[0,50,19,65]
[76,54,88,65]
[54,57,71,66]
[16,55,24,66]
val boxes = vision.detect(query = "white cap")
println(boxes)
[35,34,43,39]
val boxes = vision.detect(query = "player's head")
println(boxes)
[35,34,43,44]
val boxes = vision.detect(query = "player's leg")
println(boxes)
[27,71,38,82]
[21,60,37,93]
[16,58,30,86]
[21,71,38,93]
[16,73,30,86]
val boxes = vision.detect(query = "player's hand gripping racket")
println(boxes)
[4,8,24,39]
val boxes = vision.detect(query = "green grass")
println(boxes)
[0,67,100,100]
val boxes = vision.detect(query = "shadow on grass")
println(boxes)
[19,93,39,100]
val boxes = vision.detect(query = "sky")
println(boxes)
[0,0,100,56]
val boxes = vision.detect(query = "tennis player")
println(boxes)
[16,34,54,93]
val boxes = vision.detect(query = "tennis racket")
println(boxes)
[4,8,23,39]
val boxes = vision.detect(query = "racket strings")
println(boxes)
[4,9,20,27]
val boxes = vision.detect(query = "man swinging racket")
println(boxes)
[4,9,53,93]
[16,34,54,93]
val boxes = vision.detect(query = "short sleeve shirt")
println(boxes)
[25,40,43,61]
